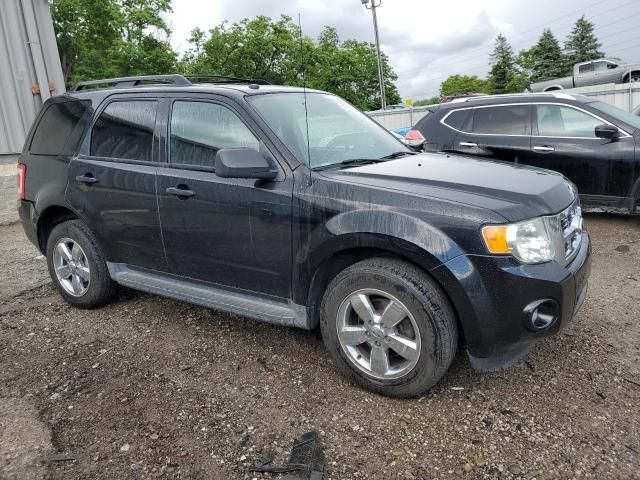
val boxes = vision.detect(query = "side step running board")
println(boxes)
[107,263,312,329]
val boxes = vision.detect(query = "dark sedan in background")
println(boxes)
[407,93,640,213]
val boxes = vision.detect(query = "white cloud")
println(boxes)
[169,0,640,99]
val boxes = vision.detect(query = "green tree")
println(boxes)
[181,17,401,110]
[439,75,490,97]
[308,26,401,110]
[488,34,527,94]
[564,16,604,70]
[528,29,566,82]
[51,0,176,86]
[413,96,441,107]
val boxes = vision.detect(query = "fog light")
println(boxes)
[523,299,559,331]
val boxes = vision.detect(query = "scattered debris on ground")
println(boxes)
[1,216,639,479]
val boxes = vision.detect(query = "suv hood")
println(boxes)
[326,152,575,222]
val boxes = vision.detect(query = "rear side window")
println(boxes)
[442,109,470,131]
[30,100,90,155]
[472,105,529,135]
[91,101,157,161]
[578,63,594,74]
[169,101,259,168]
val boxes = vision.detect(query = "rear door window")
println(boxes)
[91,101,158,161]
[30,100,90,155]
[578,63,594,74]
[471,105,529,135]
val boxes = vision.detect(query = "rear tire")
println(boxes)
[320,258,458,398]
[46,220,116,309]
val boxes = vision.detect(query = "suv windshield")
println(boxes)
[249,92,409,169]
[590,101,640,131]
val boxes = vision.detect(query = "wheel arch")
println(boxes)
[36,205,79,253]
[303,232,464,339]
[623,70,640,83]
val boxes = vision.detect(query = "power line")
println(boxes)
[407,33,640,100]
[419,1,640,74]
[412,0,630,72]
[408,14,640,91]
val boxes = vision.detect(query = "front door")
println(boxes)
[452,104,532,164]
[529,103,636,201]
[157,98,293,298]
[67,97,166,271]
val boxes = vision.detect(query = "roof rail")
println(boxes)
[70,74,192,92]
[451,91,576,103]
[185,75,271,85]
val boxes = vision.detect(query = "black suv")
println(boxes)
[408,93,640,213]
[18,75,590,397]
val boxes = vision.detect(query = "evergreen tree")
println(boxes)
[488,34,517,94]
[564,16,604,70]
[530,29,565,82]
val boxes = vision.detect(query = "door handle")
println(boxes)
[533,146,555,152]
[76,174,98,185]
[459,142,478,148]
[166,186,195,198]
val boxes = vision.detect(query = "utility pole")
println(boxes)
[361,0,386,110]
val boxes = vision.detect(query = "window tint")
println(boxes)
[30,100,90,155]
[536,105,602,137]
[91,101,157,161]
[170,101,259,168]
[578,63,593,73]
[593,61,609,72]
[472,105,529,135]
[443,109,470,130]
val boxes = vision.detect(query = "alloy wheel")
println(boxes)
[336,288,421,380]
[52,237,90,297]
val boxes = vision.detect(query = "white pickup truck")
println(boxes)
[530,58,640,92]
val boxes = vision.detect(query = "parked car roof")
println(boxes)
[434,92,593,110]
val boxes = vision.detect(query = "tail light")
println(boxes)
[17,163,26,199]
[404,129,425,147]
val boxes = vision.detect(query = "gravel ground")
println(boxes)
[0,215,639,480]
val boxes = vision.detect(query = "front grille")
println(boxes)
[553,198,583,265]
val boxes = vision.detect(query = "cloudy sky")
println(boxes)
[168,0,640,100]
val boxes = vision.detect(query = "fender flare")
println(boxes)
[293,208,467,307]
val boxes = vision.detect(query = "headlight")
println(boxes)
[482,217,555,264]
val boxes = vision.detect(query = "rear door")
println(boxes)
[67,96,166,271]
[529,103,636,201]
[575,62,594,87]
[452,104,532,164]
[156,95,293,298]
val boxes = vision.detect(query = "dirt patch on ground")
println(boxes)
[0,215,639,479]
[0,398,53,480]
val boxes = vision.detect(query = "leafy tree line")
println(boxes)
[50,1,400,110]
[417,15,605,103]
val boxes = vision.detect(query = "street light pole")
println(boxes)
[362,0,386,110]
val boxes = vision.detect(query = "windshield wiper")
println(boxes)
[313,158,389,171]
[380,151,416,159]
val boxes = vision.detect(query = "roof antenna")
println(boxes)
[298,14,312,181]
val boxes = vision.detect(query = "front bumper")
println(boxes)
[432,232,591,366]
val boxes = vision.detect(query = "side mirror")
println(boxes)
[595,124,619,140]
[607,63,618,69]
[214,148,278,180]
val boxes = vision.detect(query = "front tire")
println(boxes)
[320,258,458,398]
[46,220,116,309]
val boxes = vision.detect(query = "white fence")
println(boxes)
[367,105,434,131]
[367,82,640,131]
